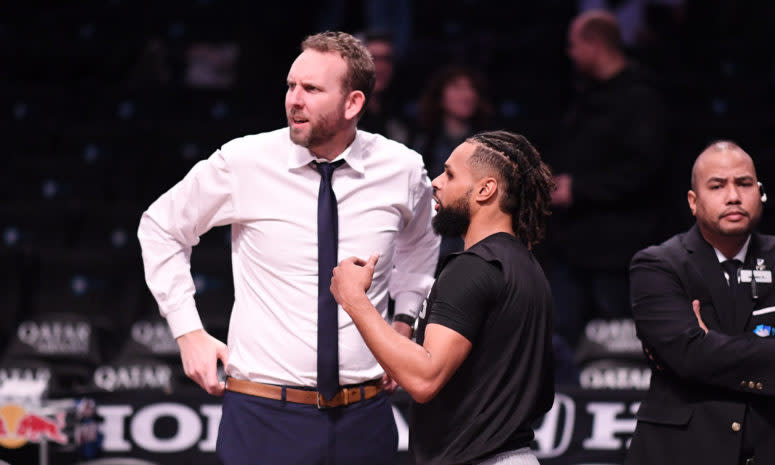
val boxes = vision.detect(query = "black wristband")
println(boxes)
[392,314,416,326]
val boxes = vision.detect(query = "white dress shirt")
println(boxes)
[138,128,440,386]
[714,235,750,284]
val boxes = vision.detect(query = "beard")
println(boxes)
[432,189,472,237]
[288,108,345,150]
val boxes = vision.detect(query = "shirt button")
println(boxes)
[731,422,742,432]
[748,381,755,389]
[756,382,763,390]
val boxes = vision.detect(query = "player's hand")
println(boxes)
[692,299,708,334]
[331,253,380,307]
[381,373,399,394]
[177,329,229,395]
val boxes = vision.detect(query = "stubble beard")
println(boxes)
[288,110,343,151]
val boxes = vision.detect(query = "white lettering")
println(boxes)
[131,321,178,355]
[93,365,172,392]
[392,405,409,451]
[97,405,133,451]
[533,394,575,458]
[131,403,201,452]
[579,367,651,390]
[198,405,222,451]
[582,402,638,450]
[584,319,641,352]
[17,320,91,354]
[0,367,51,383]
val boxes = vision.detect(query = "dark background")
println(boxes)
[2,0,775,386]
[0,1,774,464]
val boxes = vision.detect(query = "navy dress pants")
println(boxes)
[216,390,398,465]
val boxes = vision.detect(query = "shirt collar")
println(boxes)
[287,130,366,174]
[713,235,751,263]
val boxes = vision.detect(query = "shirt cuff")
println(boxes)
[164,302,204,339]
[393,291,425,319]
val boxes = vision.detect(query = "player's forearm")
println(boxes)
[342,295,444,402]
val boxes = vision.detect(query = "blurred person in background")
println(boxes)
[545,9,668,351]
[357,30,411,145]
[413,65,495,267]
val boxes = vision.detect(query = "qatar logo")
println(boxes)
[131,320,179,355]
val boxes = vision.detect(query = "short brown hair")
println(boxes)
[301,31,375,119]
[577,10,623,52]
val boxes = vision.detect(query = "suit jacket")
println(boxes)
[626,225,775,465]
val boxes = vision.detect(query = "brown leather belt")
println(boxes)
[225,377,383,409]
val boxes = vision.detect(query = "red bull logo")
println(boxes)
[0,404,67,448]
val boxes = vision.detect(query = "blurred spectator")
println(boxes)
[412,65,495,267]
[126,37,241,90]
[413,65,494,180]
[579,0,686,48]
[184,41,240,89]
[364,0,412,60]
[357,30,411,144]
[544,10,668,349]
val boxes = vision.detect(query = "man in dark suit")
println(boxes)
[627,141,775,465]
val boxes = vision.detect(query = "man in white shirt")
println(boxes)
[137,31,439,465]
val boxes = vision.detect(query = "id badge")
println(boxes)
[739,269,772,283]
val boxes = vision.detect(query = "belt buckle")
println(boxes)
[316,393,328,410]
[316,388,347,409]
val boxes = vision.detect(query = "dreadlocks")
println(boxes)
[467,130,555,249]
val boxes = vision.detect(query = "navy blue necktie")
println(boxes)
[313,159,345,400]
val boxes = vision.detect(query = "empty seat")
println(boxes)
[1,155,109,206]
[25,248,146,362]
[0,249,26,350]
[76,205,145,253]
[0,203,83,251]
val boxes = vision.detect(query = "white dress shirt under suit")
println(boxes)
[138,128,440,387]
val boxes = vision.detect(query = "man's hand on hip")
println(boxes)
[177,328,229,396]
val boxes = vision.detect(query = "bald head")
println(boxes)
[690,141,754,191]
[687,140,762,253]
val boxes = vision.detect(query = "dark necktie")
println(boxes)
[721,259,742,296]
[313,159,345,400]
